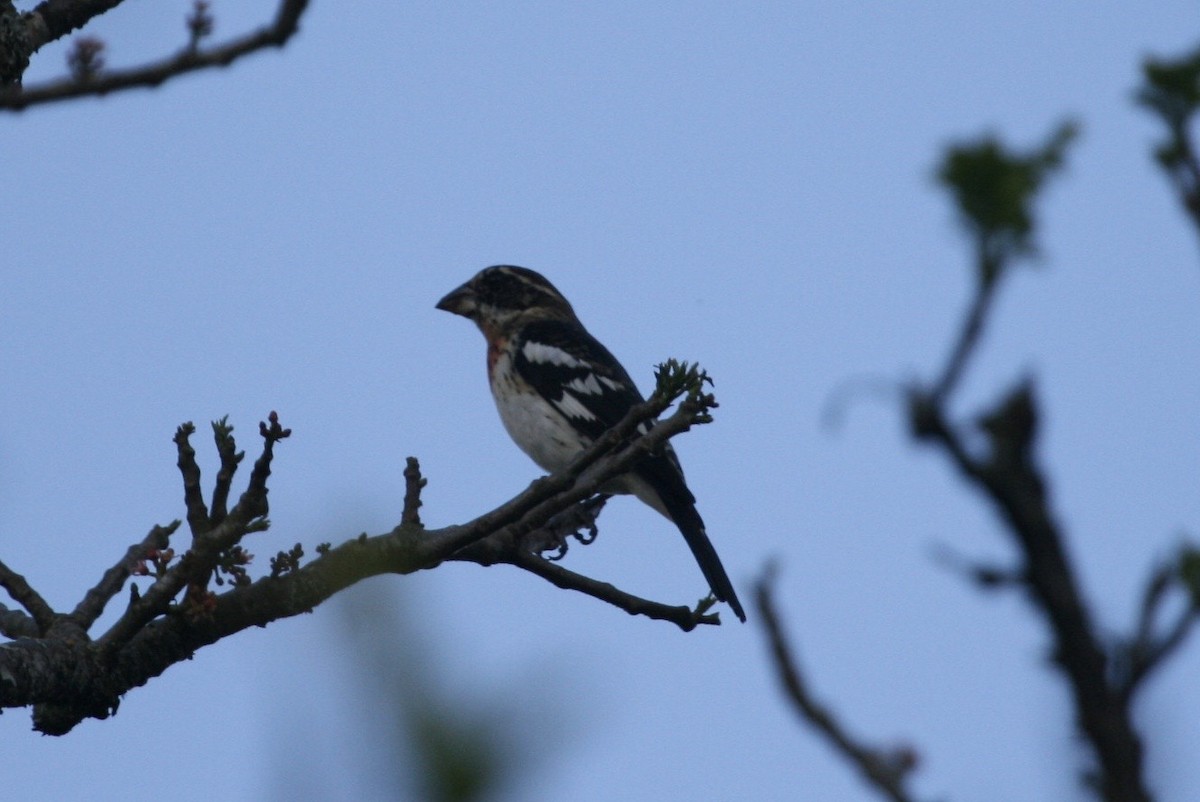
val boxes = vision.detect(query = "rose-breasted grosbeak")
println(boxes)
[437,265,745,623]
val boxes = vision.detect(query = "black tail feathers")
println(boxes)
[652,473,745,623]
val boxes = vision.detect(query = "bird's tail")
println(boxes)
[668,498,747,623]
[636,458,746,623]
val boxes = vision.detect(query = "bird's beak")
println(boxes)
[435,282,476,317]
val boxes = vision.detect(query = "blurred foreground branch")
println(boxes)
[756,566,925,802]
[1137,42,1200,235]
[907,123,1179,802]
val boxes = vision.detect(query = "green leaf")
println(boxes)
[937,121,1077,284]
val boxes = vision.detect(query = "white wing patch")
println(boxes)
[566,373,603,395]
[553,392,598,421]
[522,340,583,368]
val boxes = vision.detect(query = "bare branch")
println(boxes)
[508,548,717,630]
[96,412,287,656]
[449,494,718,631]
[1,365,719,732]
[23,0,125,52]
[1,0,310,111]
[755,565,924,802]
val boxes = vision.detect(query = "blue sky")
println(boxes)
[4,2,1200,800]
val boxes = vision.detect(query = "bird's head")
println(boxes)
[436,265,576,334]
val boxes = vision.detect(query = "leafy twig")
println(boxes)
[1137,44,1200,234]
[910,125,1151,802]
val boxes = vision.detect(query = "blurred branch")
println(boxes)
[334,588,530,802]
[18,0,124,53]
[926,123,1074,408]
[1137,43,1200,234]
[1116,545,1200,701]
[929,274,999,403]
[755,565,924,802]
[930,542,1025,591]
[908,125,1153,802]
[0,0,310,110]
[911,382,1148,802]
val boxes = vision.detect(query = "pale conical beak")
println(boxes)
[435,283,476,317]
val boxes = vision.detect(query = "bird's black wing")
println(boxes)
[513,318,648,443]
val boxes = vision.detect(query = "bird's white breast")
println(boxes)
[490,351,587,473]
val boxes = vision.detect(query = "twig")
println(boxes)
[68,521,178,630]
[755,564,923,802]
[930,542,1024,591]
[0,558,57,634]
[401,457,425,528]
[508,549,717,631]
[1118,555,1200,701]
[174,422,210,539]
[97,412,287,655]
[0,602,39,639]
[449,494,715,629]
[929,265,1000,404]
[1,0,310,111]
[209,417,243,525]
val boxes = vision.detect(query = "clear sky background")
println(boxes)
[4,2,1200,800]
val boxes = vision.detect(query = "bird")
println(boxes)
[436,265,745,622]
